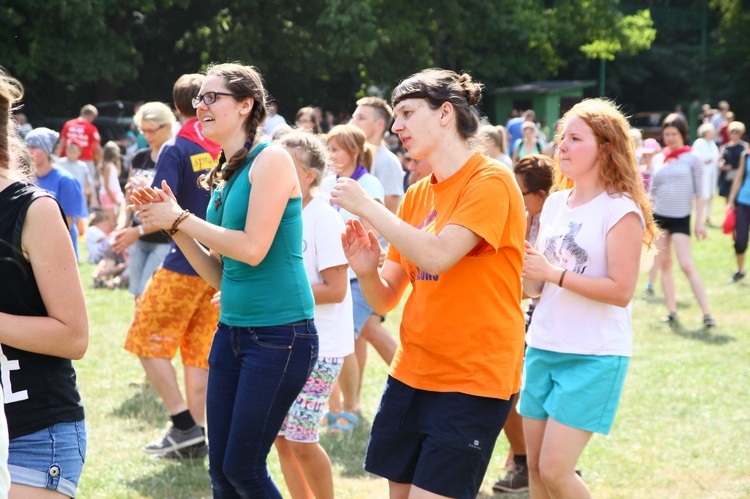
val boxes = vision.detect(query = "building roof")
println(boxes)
[493,80,597,94]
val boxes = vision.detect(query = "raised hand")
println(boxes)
[341,219,381,278]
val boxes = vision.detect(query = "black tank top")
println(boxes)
[0,181,85,439]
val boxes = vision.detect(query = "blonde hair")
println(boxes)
[326,124,375,171]
[728,121,746,136]
[555,98,657,247]
[134,101,176,130]
[102,141,122,175]
[479,124,508,154]
[277,131,329,189]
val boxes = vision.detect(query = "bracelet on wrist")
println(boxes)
[137,224,145,236]
[558,268,568,288]
[168,210,191,237]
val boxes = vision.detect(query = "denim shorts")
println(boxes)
[365,376,512,499]
[519,346,629,435]
[8,420,87,498]
[350,279,373,339]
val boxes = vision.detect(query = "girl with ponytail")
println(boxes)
[321,123,384,434]
[132,62,317,497]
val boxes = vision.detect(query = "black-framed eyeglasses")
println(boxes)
[140,124,167,135]
[192,91,241,108]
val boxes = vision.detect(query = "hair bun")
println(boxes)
[458,73,482,107]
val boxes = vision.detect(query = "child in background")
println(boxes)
[637,138,662,193]
[99,141,125,226]
[273,131,354,499]
[86,210,128,289]
[58,138,94,237]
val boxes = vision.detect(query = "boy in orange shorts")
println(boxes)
[123,73,222,458]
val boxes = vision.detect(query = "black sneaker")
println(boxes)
[703,314,717,328]
[143,424,205,454]
[662,312,678,324]
[730,270,746,283]
[492,463,529,493]
[158,440,208,460]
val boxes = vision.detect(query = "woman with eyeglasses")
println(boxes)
[112,102,176,297]
[295,106,321,134]
[132,63,317,498]
[651,113,716,327]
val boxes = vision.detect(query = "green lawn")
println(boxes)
[75,202,749,498]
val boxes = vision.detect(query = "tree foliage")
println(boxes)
[13,0,745,126]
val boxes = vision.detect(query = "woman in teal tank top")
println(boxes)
[132,63,317,498]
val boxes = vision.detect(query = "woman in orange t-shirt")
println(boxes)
[330,68,526,499]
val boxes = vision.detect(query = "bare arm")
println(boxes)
[341,219,410,314]
[522,212,644,307]
[728,154,747,209]
[383,195,401,214]
[330,178,482,276]
[0,198,88,359]
[134,146,300,267]
[312,265,348,304]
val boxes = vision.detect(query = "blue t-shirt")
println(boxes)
[36,167,87,258]
[737,153,750,206]
[152,136,216,276]
[506,117,524,154]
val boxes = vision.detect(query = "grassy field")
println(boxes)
[74,203,749,498]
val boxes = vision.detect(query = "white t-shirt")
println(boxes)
[321,172,384,279]
[303,197,355,358]
[527,189,644,356]
[99,162,124,202]
[85,225,111,264]
[263,114,287,135]
[371,145,405,199]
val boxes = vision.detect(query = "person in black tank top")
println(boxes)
[0,69,88,498]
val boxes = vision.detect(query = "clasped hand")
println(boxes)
[329,177,369,216]
[521,241,558,282]
[129,180,183,232]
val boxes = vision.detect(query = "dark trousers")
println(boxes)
[207,321,318,498]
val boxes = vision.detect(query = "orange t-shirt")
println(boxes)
[388,153,526,399]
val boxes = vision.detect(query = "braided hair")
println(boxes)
[200,63,269,190]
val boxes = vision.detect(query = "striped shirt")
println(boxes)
[651,151,703,218]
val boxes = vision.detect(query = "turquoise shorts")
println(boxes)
[519,347,629,435]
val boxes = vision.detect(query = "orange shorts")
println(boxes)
[124,267,219,369]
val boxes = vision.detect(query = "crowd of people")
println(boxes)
[1,59,746,499]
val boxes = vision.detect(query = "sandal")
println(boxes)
[322,412,339,426]
[328,411,359,434]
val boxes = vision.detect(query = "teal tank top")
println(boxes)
[205,143,314,327]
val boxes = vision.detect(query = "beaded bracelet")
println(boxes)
[168,210,191,237]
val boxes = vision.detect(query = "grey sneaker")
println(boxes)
[143,424,205,454]
[492,462,529,493]
[158,440,208,460]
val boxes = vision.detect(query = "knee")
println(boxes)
[288,441,316,461]
[679,261,697,275]
[538,458,566,491]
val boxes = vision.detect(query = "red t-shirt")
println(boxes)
[60,118,101,161]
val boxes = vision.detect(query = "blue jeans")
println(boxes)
[207,321,318,498]
[128,239,169,297]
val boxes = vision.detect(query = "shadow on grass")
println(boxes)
[126,456,210,498]
[112,384,169,427]
[320,416,372,478]
[668,322,736,345]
